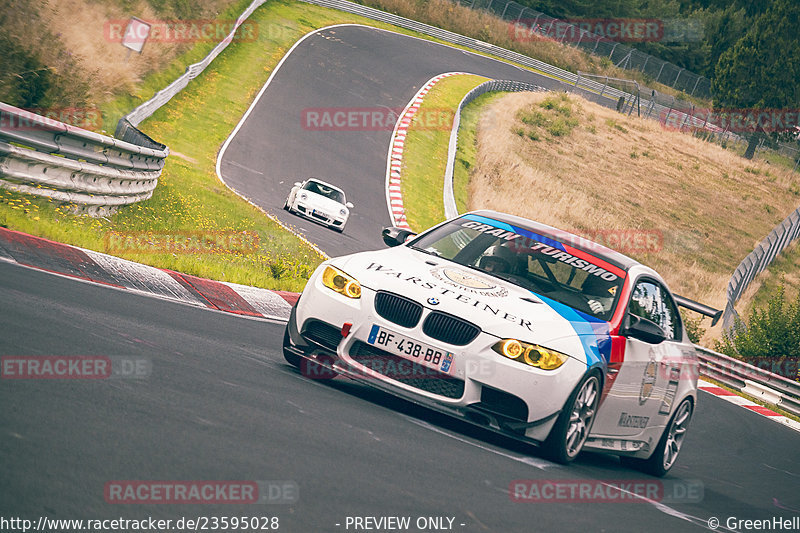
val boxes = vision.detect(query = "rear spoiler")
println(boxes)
[674,294,723,327]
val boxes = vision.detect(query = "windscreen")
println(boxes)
[304,181,345,203]
[408,214,626,320]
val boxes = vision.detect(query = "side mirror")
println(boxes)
[345,202,354,209]
[622,314,667,344]
[382,226,416,247]
[293,182,302,187]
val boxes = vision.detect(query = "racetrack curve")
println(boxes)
[218,24,608,257]
[2,19,799,533]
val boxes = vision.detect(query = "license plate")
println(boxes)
[367,325,454,374]
[312,209,329,219]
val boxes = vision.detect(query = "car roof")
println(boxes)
[467,210,641,272]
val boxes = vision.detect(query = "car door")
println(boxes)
[592,276,685,438]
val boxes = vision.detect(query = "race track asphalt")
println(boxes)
[1,262,798,532]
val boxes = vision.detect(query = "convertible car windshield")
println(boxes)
[408,214,626,320]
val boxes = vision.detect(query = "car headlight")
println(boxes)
[321,265,361,299]
[339,208,347,216]
[299,192,307,200]
[492,339,567,370]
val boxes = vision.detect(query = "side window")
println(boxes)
[660,289,683,341]
[628,279,681,340]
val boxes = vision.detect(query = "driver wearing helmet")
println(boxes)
[478,244,516,275]
[581,274,615,316]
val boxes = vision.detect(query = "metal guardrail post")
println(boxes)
[673,68,684,87]
[655,62,666,84]
[690,76,701,96]
[500,0,510,18]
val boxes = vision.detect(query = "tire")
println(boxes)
[542,370,601,464]
[636,398,693,477]
[282,326,301,369]
[283,199,290,211]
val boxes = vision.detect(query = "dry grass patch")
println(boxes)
[467,91,800,340]
[43,0,236,104]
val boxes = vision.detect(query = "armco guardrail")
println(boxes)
[723,207,800,329]
[444,79,544,218]
[0,103,168,216]
[696,346,800,417]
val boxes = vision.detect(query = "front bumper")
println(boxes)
[286,278,590,443]
[292,202,346,228]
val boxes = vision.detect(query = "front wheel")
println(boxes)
[542,371,600,464]
[631,398,693,477]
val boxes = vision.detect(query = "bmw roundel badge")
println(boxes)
[427,297,440,306]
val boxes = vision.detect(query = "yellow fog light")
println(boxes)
[321,265,361,299]
[492,339,568,371]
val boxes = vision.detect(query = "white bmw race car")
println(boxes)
[283,211,720,475]
[284,178,353,232]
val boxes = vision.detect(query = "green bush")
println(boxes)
[681,311,706,344]
[715,284,800,381]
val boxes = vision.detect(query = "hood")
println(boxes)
[333,247,610,366]
[304,192,348,215]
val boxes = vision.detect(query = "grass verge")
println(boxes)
[400,74,487,232]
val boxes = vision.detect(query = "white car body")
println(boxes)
[283,211,712,475]
[284,178,353,232]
